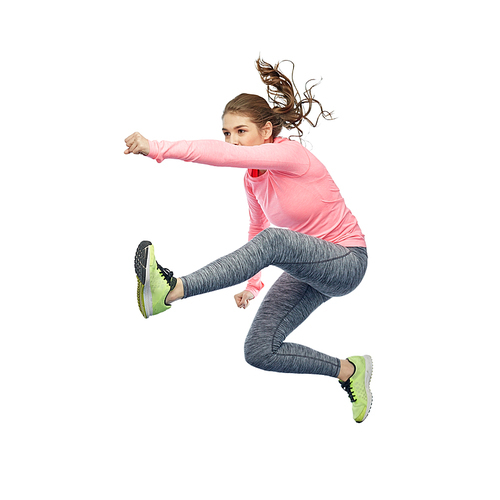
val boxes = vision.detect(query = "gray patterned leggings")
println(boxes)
[181,227,368,378]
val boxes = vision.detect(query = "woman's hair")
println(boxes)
[223,57,334,141]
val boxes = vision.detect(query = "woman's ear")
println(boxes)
[261,121,273,142]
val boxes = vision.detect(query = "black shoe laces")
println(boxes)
[157,262,175,286]
[339,379,356,403]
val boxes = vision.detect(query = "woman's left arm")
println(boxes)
[146,138,310,175]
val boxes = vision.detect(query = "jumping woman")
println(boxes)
[124,58,373,423]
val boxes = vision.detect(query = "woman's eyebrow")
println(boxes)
[222,125,248,131]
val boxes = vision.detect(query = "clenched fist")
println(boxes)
[124,132,150,156]
[234,290,255,309]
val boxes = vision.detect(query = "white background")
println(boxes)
[1,1,499,498]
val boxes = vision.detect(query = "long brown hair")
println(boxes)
[223,57,334,141]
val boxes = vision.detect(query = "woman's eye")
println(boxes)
[238,129,246,134]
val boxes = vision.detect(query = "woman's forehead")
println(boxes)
[222,113,255,129]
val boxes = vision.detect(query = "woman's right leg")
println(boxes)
[135,228,366,316]
[179,227,367,300]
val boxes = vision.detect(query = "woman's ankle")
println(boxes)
[166,278,184,304]
[338,359,355,382]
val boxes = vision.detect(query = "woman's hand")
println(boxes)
[234,290,255,309]
[124,132,150,156]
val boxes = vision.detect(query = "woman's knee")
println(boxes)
[244,336,275,371]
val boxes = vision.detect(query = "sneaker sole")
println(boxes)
[136,277,146,318]
[359,354,373,423]
[135,240,153,319]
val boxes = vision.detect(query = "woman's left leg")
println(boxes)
[244,271,373,422]
[244,271,341,378]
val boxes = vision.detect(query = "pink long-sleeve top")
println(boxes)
[147,136,365,297]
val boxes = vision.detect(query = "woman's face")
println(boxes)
[222,113,273,146]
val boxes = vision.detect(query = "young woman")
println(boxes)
[124,58,373,423]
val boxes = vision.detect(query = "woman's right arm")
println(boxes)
[240,182,270,302]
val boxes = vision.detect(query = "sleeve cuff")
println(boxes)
[245,283,264,299]
[147,140,159,161]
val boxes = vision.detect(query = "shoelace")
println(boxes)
[339,379,357,403]
[157,263,175,286]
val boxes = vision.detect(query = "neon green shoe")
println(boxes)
[339,355,373,423]
[134,240,177,319]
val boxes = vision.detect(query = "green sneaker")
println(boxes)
[339,355,373,423]
[134,240,177,319]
